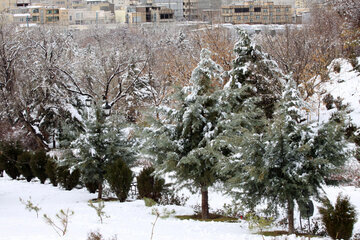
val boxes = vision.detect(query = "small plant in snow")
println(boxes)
[43,208,74,237]
[19,197,41,218]
[144,197,157,207]
[88,200,109,224]
[245,212,274,235]
[150,208,176,240]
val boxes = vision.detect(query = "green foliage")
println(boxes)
[245,212,274,233]
[225,80,350,233]
[145,49,224,219]
[137,167,165,202]
[159,186,189,206]
[70,105,135,199]
[88,200,109,224]
[30,150,48,184]
[319,194,357,240]
[0,141,23,179]
[85,181,99,194]
[57,165,80,190]
[45,158,58,187]
[16,151,34,182]
[19,197,41,218]
[144,197,157,207]
[105,158,133,202]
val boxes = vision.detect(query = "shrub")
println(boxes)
[30,150,48,183]
[0,141,23,179]
[16,151,35,182]
[137,167,165,202]
[319,194,357,240]
[105,158,133,202]
[85,181,99,194]
[159,186,189,206]
[144,197,157,207]
[57,165,81,190]
[45,159,58,186]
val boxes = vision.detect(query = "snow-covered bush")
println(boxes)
[0,141,22,179]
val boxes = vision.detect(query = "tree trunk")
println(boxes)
[98,182,103,200]
[201,186,209,219]
[287,198,295,234]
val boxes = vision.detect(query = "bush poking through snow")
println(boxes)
[30,150,48,184]
[245,212,274,234]
[45,158,58,186]
[16,152,34,182]
[137,167,165,202]
[105,158,133,202]
[88,200,109,224]
[57,166,80,191]
[144,197,157,207]
[43,208,74,237]
[19,197,41,218]
[87,231,118,240]
[319,194,357,240]
[0,141,22,180]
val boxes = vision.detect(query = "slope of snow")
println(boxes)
[1,174,359,240]
[312,58,360,126]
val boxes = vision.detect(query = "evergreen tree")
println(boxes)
[16,151,34,182]
[146,49,223,219]
[71,105,135,199]
[225,80,349,233]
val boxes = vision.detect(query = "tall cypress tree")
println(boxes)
[225,80,349,233]
[146,49,223,219]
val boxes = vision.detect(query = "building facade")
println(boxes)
[222,1,292,24]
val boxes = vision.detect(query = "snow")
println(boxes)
[1,174,358,240]
[312,58,360,126]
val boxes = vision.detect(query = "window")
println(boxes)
[244,16,248,20]
[276,16,280,20]
[263,8,268,12]
[224,16,231,22]
[69,15,72,21]
[53,9,59,14]
[256,15,260,19]
[33,8,39,13]
[237,16,241,20]
[32,16,39,21]
[276,8,281,12]
[263,16,268,20]
[285,8,289,12]
[250,12,253,16]
[234,8,249,13]
[47,10,52,14]
[254,7,261,12]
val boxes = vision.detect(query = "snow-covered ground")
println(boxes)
[1,174,359,240]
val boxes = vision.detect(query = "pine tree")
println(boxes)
[225,80,349,233]
[146,49,223,219]
[72,105,135,199]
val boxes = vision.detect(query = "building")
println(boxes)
[151,0,183,20]
[68,8,114,24]
[126,4,174,24]
[0,0,17,12]
[183,0,222,22]
[222,1,292,24]
[28,5,69,24]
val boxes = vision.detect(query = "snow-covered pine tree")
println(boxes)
[227,30,284,119]
[226,80,349,233]
[146,49,223,219]
[71,105,135,199]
